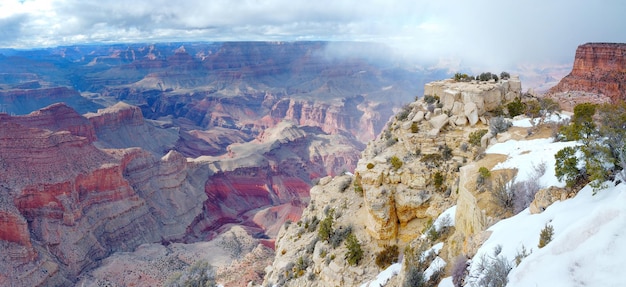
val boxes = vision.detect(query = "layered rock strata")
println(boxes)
[547,43,626,109]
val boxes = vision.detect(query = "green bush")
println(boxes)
[433,171,444,191]
[390,156,403,170]
[424,94,440,104]
[375,245,399,269]
[477,166,491,189]
[318,212,334,242]
[525,99,541,118]
[500,71,510,80]
[468,129,488,146]
[554,146,581,187]
[411,122,419,133]
[345,233,363,266]
[507,98,527,117]
[538,224,554,248]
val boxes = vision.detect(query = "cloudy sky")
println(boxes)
[0,0,624,68]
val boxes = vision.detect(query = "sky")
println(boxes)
[0,0,625,69]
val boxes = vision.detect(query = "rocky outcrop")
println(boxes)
[0,103,96,142]
[424,76,522,120]
[85,102,179,155]
[547,43,626,109]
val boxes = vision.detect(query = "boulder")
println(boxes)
[429,114,449,131]
[451,101,464,116]
[464,102,479,126]
[480,131,493,148]
[412,111,425,122]
[529,187,570,214]
[454,115,468,126]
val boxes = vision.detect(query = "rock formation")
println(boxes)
[264,78,527,286]
[547,43,626,110]
[85,102,178,155]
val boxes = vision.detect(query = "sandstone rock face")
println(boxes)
[425,77,522,122]
[548,43,626,109]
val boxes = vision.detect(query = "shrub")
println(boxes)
[492,174,514,213]
[306,237,318,254]
[294,256,311,277]
[424,94,440,104]
[507,98,526,117]
[539,97,560,113]
[460,142,469,152]
[451,256,469,287]
[366,163,375,169]
[330,225,352,248]
[469,129,489,146]
[538,224,554,248]
[354,182,364,196]
[525,99,541,118]
[411,121,419,133]
[375,245,399,269]
[514,245,531,266]
[318,212,334,242]
[554,146,581,187]
[402,241,432,287]
[420,153,443,166]
[165,260,216,287]
[432,171,444,191]
[397,104,412,121]
[500,71,510,80]
[511,161,545,213]
[403,266,426,287]
[476,167,491,190]
[453,73,472,82]
[476,251,512,287]
[344,233,363,266]
[305,215,319,232]
[489,116,512,135]
[390,156,403,170]
[439,144,453,161]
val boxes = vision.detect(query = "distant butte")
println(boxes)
[547,43,626,110]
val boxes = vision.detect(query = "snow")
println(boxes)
[424,256,446,280]
[433,205,456,231]
[438,277,454,287]
[466,182,626,286]
[359,263,401,287]
[486,138,579,187]
[465,133,626,286]
[511,113,570,128]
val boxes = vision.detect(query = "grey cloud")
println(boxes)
[0,0,624,69]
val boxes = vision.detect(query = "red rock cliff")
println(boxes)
[548,43,626,103]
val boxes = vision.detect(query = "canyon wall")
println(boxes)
[547,43,626,109]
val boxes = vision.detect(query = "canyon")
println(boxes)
[1,41,622,286]
[0,42,444,286]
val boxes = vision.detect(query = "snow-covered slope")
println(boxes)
[461,135,626,286]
